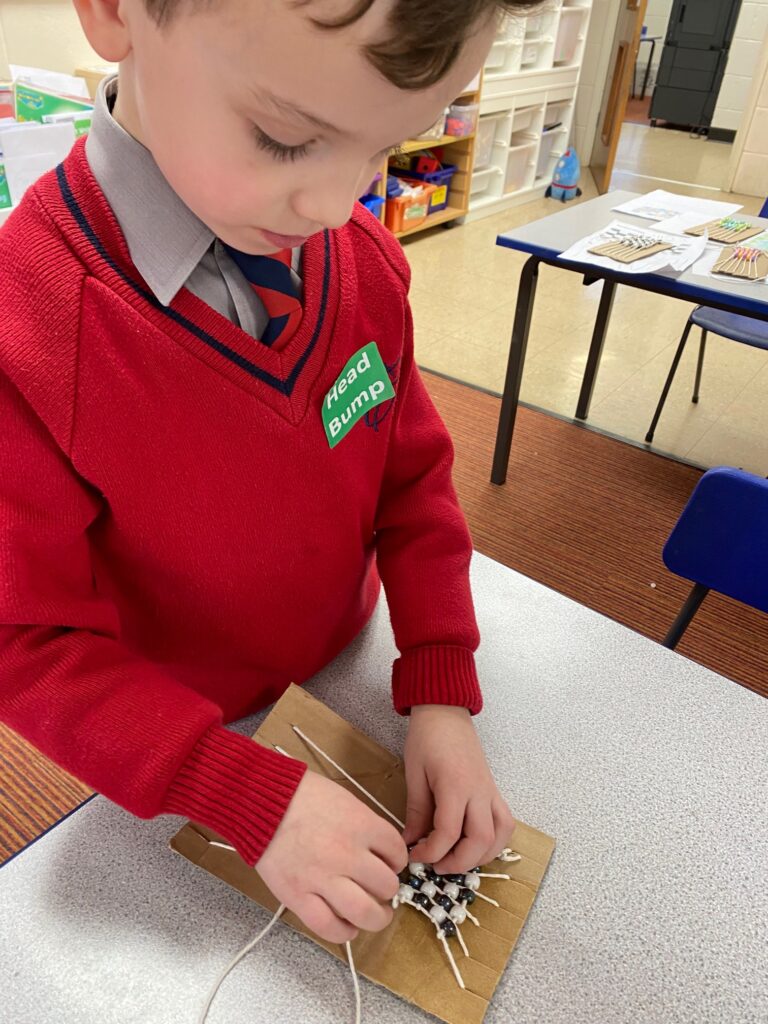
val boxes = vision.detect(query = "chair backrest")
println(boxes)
[663,466,768,613]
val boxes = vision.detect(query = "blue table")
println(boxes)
[492,191,768,484]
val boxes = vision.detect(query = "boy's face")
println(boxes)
[104,0,495,254]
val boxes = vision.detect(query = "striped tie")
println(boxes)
[224,246,303,348]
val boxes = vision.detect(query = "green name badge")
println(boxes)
[0,164,12,210]
[322,342,395,448]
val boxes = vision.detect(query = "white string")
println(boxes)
[199,840,362,1024]
[197,903,286,1024]
[286,727,406,830]
[346,941,362,1024]
[499,849,522,863]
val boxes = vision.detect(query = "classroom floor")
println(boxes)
[406,126,767,476]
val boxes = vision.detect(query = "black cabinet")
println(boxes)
[649,0,742,129]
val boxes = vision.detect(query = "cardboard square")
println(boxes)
[712,246,768,280]
[685,219,764,244]
[170,685,555,1024]
[588,240,673,263]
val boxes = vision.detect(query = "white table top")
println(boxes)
[2,553,767,1024]
[496,191,768,317]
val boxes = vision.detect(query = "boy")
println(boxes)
[0,0,536,945]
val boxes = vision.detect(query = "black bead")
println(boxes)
[444,874,465,884]
[426,867,440,881]
[459,888,476,905]
[407,876,423,890]
[436,894,453,910]
[440,919,457,938]
[413,892,431,909]
[432,875,446,888]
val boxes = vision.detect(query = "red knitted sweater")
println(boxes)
[0,140,481,865]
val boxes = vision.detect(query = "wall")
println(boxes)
[727,36,768,195]
[712,0,768,133]
[0,1,100,77]
[573,0,620,159]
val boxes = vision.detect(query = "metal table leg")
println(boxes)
[575,278,617,421]
[640,38,656,101]
[491,256,540,485]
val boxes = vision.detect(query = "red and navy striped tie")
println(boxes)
[224,246,302,348]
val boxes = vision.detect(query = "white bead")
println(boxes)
[464,872,480,891]
[449,905,467,924]
[398,884,414,902]
[444,882,460,900]
[421,881,437,898]
[429,905,447,924]
[408,861,426,878]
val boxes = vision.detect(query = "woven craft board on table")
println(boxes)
[588,240,672,263]
[712,246,768,280]
[685,220,764,244]
[170,684,556,1024]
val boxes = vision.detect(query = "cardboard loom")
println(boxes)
[588,239,673,263]
[685,219,764,244]
[712,245,768,280]
[170,685,555,1024]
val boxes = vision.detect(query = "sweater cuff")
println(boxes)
[161,724,306,866]
[392,645,483,716]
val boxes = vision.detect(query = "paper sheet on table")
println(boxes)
[612,189,742,222]
[690,245,768,283]
[9,65,90,99]
[170,684,556,1024]
[558,219,708,275]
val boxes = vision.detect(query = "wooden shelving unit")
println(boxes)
[373,80,481,239]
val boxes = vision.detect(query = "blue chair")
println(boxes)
[645,307,768,444]
[662,467,768,648]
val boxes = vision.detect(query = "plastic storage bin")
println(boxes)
[445,102,479,137]
[521,42,540,67]
[414,113,447,141]
[485,39,510,72]
[471,166,502,198]
[554,8,582,64]
[474,114,505,171]
[500,14,526,41]
[505,143,535,193]
[392,165,457,213]
[359,193,385,218]
[536,129,561,179]
[511,105,538,134]
[385,183,437,232]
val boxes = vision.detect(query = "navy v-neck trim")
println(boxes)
[56,163,330,397]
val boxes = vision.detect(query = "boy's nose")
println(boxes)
[292,167,367,232]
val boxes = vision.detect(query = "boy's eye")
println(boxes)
[253,125,311,163]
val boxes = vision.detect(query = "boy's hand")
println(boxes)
[402,705,515,874]
[257,771,408,945]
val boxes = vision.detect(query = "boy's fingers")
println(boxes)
[410,788,465,867]
[492,797,517,858]
[299,893,358,945]
[325,877,394,933]
[353,853,401,903]
[435,798,495,874]
[402,769,435,847]
[370,820,409,874]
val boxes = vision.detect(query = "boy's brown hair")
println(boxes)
[144,0,543,89]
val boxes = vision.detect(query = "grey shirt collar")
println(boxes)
[85,75,214,307]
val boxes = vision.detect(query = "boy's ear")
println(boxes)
[72,0,133,63]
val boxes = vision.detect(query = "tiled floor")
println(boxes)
[406,125,768,476]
